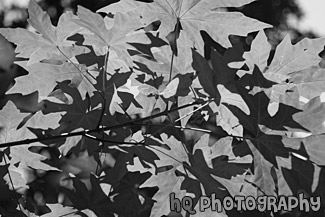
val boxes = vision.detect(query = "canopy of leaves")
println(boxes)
[0,0,325,217]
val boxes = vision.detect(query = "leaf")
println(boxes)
[134,33,195,84]
[9,145,57,171]
[287,66,325,102]
[0,0,86,66]
[0,101,28,144]
[265,36,325,82]
[218,84,249,115]
[290,96,325,135]
[281,155,316,196]
[120,132,161,170]
[0,101,58,171]
[99,0,271,53]
[158,134,189,166]
[160,77,179,98]
[241,33,325,111]
[73,7,146,67]
[8,61,94,99]
[242,30,271,74]
[43,82,101,132]
[0,165,22,217]
[146,170,184,217]
[192,135,253,198]
[268,65,325,110]
[210,43,245,85]
[245,140,278,196]
[192,49,220,100]
[128,157,185,217]
[62,174,116,217]
[228,87,303,166]
[215,103,243,137]
[183,149,230,198]
[42,204,78,217]
[94,70,148,116]
[4,164,29,191]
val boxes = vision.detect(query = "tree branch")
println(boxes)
[0,99,207,148]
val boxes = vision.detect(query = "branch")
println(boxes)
[0,99,206,148]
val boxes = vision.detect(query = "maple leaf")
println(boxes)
[192,135,252,196]
[286,66,325,102]
[0,0,87,66]
[124,80,167,117]
[94,70,134,115]
[228,84,304,167]
[208,40,246,85]
[192,48,219,100]
[266,36,325,81]
[245,138,325,198]
[7,61,94,99]
[0,101,28,144]
[0,101,58,171]
[42,204,78,217]
[180,149,230,203]
[62,174,117,217]
[73,6,148,68]
[241,30,271,75]
[243,140,280,196]
[133,33,195,83]
[126,134,188,217]
[98,0,271,54]
[43,82,101,132]
[242,31,325,109]
[0,165,23,217]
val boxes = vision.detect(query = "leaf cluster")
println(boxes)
[0,0,325,217]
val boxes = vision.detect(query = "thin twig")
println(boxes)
[131,122,253,141]
[85,133,183,165]
[174,101,210,122]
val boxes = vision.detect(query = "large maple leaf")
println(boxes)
[133,32,194,82]
[8,61,94,99]
[73,6,149,68]
[0,0,95,101]
[0,0,86,66]
[98,0,271,54]
[0,101,58,171]
[242,31,325,109]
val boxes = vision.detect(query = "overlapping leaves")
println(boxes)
[1,0,325,217]
[99,0,271,54]
[0,0,85,66]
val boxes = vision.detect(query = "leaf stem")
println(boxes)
[56,46,96,84]
[96,49,109,129]
[169,52,175,82]
[3,155,24,214]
